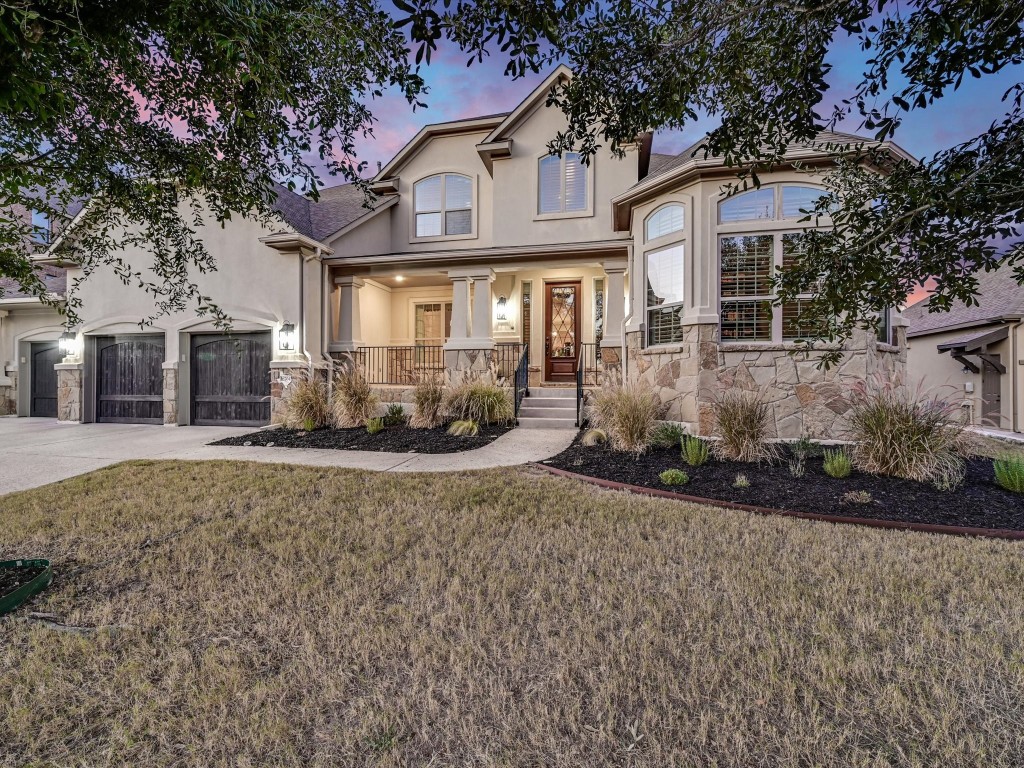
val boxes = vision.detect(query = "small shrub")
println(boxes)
[280,369,332,430]
[842,490,873,505]
[682,435,710,467]
[789,455,806,478]
[711,391,780,463]
[792,436,823,459]
[384,403,406,426]
[582,428,608,447]
[365,417,385,435]
[409,378,445,429]
[444,382,514,425]
[994,454,1024,493]
[333,370,380,428]
[733,473,750,489]
[659,468,689,486]
[447,419,480,437]
[652,422,686,449]
[823,449,852,478]
[589,384,660,454]
[848,378,967,489]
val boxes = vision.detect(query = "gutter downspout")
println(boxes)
[321,259,336,396]
[1012,320,1022,433]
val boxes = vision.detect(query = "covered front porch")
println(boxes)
[324,247,629,393]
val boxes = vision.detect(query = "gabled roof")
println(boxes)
[904,263,1024,337]
[270,182,394,242]
[0,264,67,300]
[479,65,573,146]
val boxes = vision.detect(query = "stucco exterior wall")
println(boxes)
[0,303,65,416]
[358,279,393,347]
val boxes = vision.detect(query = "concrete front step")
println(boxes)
[528,387,575,398]
[517,416,577,430]
[519,406,576,419]
[522,397,577,409]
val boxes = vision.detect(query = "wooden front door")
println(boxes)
[190,333,271,426]
[30,342,61,417]
[981,355,1002,427]
[544,281,582,382]
[95,335,165,424]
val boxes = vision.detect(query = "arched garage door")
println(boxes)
[190,333,271,427]
[95,335,165,424]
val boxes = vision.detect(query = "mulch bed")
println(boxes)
[544,437,1024,532]
[0,564,46,598]
[211,422,512,454]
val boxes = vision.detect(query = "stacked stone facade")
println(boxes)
[443,348,499,387]
[162,365,178,425]
[269,364,312,425]
[0,370,16,415]
[56,364,83,422]
[614,325,907,440]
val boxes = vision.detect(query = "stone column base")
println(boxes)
[598,345,623,388]
[162,363,179,425]
[56,363,84,422]
[270,363,312,424]
[0,369,17,416]
[444,348,498,387]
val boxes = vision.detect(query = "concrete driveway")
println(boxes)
[0,417,576,496]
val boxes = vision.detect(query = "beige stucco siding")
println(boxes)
[0,302,64,415]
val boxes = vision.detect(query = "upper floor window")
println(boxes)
[645,204,685,241]
[31,209,51,245]
[414,173,472,237]
[718,184,827,224]
[538,152,587,214]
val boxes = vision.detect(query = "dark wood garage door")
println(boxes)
[30,342,61,417]
[96,335,165,424]
[190,333,271,426]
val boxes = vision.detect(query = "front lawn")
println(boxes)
[3,462,1024,765]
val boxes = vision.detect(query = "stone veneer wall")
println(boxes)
[162,365,178,425]
[56,364,83,422]
[444,348,499,387]
[270,364,312,425]
[618,324,907,440]
[0,370,16,415]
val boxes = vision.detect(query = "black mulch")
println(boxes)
[210,422,512,454]
[544,436,1024,531]
[0,564,45,597]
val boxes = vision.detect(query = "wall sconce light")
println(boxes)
[279,322,296,352]
[496,295,507,322]
[58,331,80,357]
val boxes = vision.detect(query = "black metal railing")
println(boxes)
[356,345,444,385]
[578,342,601,387]
[576,349,585,427]
[495,342,523,383]
[514,344,530,422]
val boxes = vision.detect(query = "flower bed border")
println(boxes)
[533,463,1024,541]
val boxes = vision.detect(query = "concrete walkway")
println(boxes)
[0,417,577,496]
[968,426,1024,445]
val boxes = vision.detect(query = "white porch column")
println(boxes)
[470,269,495,348]
[601,260,628,349]
[445,268,494,350]
[332,275,364,352]
[447,274,471,347]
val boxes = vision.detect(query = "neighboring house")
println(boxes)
[904,264,1024,432]
[1,66,911,437]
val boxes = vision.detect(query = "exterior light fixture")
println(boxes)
[279,322,296,352]
[58,331,79,357]
[395,275,405,282]
[496,295,507,321]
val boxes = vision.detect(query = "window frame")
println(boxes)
[413,300,453,346]
[641,198,689,349]
[534,151,594,221]
[716,183,829,227]
[410,173,477,243]
[644,203,686,243]
[30,209,51,246]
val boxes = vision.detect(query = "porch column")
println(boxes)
[470,269,495,348]
[447,273,471,346]
[601,260,628,349]
[333,275,364,352]
[445,268,494,350]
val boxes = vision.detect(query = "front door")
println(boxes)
[30,342,61,417]
[544,281,582,383]
[981,356,1002,427]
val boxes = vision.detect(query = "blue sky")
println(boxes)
[341,28,1022,178]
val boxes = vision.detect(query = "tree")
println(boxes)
[398,0,1024,363]
[0,0,424,325]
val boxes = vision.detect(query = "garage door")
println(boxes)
[30,342,61,417]
[190,333,271,426]
[95,335,165,424]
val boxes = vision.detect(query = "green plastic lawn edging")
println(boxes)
[0,559,53,616]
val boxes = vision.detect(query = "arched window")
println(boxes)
[719,188,775,223]
[414,173,473,237]
[781,185,827,218]
[645,204,684,241]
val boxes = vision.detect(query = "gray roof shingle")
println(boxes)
[270,181,392,242]
[0,264,67,299]
[903,263,1024,336]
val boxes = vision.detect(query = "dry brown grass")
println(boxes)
[2,462,1024,766]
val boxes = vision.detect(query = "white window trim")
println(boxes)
[412,300,454,346]
[533,151,595,221]
[409,172,478,244]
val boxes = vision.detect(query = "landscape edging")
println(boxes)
[532,463,1024,541]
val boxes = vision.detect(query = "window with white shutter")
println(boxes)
[538,153,588,215]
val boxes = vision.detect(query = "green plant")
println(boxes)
[822,449,853,479]
[733,473,750,489]
[447,419,480,437]
[682,435,710,467]
[849,379,967,489]
[994,454,1024,493]
[365,417,385,435]
[789,456,806,478]
[443,382,514,425]
[332,370,380,428]
[659,469,689,486]
[711,391,780,463]
[280,370,332,430]
[582,428,608,447]
[408,377,445,429]
[384,403,406,426]
[842,490,873,505]
[792,436,824,460]
[589,384,660,454]
[652,422,686,449]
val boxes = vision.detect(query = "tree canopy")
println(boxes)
[399,0,1024,361]
[1,0,423,323]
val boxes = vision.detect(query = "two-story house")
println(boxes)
[3,66,910,438]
